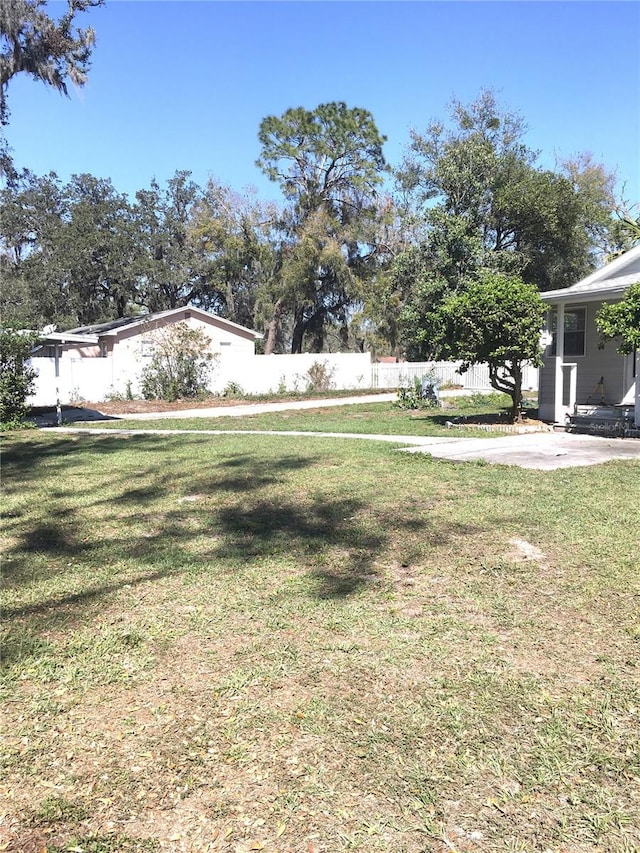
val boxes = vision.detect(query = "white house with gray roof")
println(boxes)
[538,246,640,428]
[30,306,262,404]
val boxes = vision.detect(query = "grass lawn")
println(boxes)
[1,426,639,852]
[71,393,532,437]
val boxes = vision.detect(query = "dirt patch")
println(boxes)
[29,392,391,418]
[506,537,549,569]
[29,397,248,417]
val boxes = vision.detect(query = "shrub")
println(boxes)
[222,381,244,398]
[139,323,216,401]
[305,360,336,393]
[0,326,38,428]
[395,371,441,410]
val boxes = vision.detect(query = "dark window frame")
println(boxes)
[550,305,586,357]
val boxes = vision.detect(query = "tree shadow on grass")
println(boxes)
[2,433,490,636]
[214,496,385,598]
[208,453,319,492]
[2,439,352,624]
[2,569,173,626]
[1,433,181,491]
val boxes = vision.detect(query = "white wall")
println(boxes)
[27,353,539,406]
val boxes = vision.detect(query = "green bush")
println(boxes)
[0,326,38,428]
[222,381,245,398]
[395,372,440,410]
[139,323,216,401]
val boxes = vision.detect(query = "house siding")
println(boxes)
[112,313,255,361]
[539,300,628,420]
[577,303,625,402]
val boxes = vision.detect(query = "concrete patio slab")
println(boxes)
[402,431,640,470]
[43,425,639,470]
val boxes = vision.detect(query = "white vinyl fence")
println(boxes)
[371,360,539,392]
[215,353,373,396]
[27,357,120,407]
[27,353,538,407]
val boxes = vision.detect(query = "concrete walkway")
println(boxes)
[36,390,493,425]
[45,424,640,470]
[36,391,640,470]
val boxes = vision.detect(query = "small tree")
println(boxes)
[0,326,38,427]
[595,282,640,354]
[140,322,216,401]
[437,272,545,423]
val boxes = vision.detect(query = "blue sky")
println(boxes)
[5,0,639,205]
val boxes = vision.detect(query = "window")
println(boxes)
[550,306,586,356]
[140,339,155,358]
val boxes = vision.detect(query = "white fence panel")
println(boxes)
[27,357,118,406]
[378,362,464,389]
[214,353,372,395]
[27,353,538,406]
[371,361,538,392]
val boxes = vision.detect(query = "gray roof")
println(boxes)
[541,246,640,303]
[67,315,145,335]
[65,306,262,339]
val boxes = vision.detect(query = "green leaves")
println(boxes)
[257,102,387,216]
[139,322,216,401]
[0,0,105,126]
[435,272,545,422]
[395,89,616,296]
[0,326,38,427]
[595,282,640,355]
[440,272,545,364]
[257,102,388,352]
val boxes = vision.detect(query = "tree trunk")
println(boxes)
[291,307,306,354]
[488,361,523,424]
[264,298,282,355]
[512,363,523,423]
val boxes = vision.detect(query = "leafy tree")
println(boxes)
[0,0,103,178]
[0,325,37,427]
[139,322,216,401]
[257,102,386,218]
[280,207,361,353]
[435,272,546,423]
[0,171,144,327]
[257,102,387,352]
[390,90,617,359]
[0,169,74,328]
[135,171,207,311]
[189,179,280,331]
[396,90,615,292]
[0,0,103,121]
[559,152,617,257]
[607,205,640,259]
[595,282,640,354]
[60,173,144,322]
